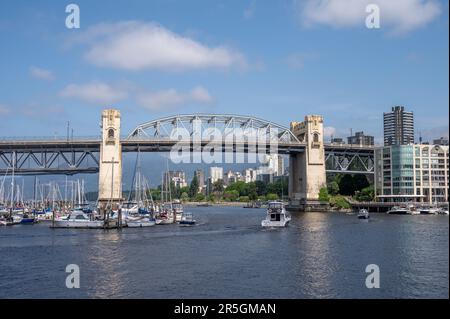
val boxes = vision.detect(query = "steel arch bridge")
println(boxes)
[0,113,375,175]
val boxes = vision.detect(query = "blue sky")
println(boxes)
[0,0,448,143]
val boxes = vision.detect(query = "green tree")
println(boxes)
[339,174,355,196]
[194,193,205,202]
[224,189,239,201]
[239,196,250,202]
[266,193,279,201]
[327,181,339,196]
[180,192,189,202]
[318,187,330,202]
[354,185,374,202]
[255,181,267,196]
[189,175,199,198]
[353,175,370,192]
[213,179,224,193]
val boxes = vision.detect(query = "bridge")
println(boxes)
[0,110,374,211]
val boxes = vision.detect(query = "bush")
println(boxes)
[266,193,279,201]
[239,196,250,202]
[318,187,330,202]
[194,193,205,202]
[330,195,351,209]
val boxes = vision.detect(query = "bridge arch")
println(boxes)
[127,114,301,144]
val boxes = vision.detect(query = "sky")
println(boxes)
[0,0,448,144]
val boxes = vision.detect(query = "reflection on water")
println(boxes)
[0,208,448,298]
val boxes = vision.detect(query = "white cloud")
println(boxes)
[30,66,55,81]
[136,86,213,110]
[60,82,128,105]
[75,21,246,71]
[324,126,337,138]
[298,0,441,34]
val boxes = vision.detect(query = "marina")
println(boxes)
[0,206,447,298]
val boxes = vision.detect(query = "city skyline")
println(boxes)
[0,0,448,144]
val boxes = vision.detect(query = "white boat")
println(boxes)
[52,210,103,228]
[436,208,449,215]
[126,217,156,228]
[419,207,439,215]
[357,209,370,219]
[261,201,291,227]
[179,212,196,226]
[387,206,412,215]
[173,201,184,222]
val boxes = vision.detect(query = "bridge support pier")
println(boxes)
[287,115,328,212]
[98,109,123,216]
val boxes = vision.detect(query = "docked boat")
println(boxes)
[179,212,196,226]
[261,201,291,227]
[52,210,103,228]
[436,208,449,215]
[126,217,156,228]
[357,209,370,219]
[156,204,175,225]
[19,213,36,224]
[0,215,22,226]
[419,207,439,215]
[387,206,412,215]
[173,201,184,222]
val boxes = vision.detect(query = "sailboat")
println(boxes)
[125,150,156,227]
[156,161,175,225]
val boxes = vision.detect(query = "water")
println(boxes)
[0,207,448,298]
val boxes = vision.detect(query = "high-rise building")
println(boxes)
[347,131,374,146]
[244,168,257,183]
[383,106,414,146]
[194,169,205,193]
[163,170,187,189]
[209,167,223,183]
[374,144,449,204]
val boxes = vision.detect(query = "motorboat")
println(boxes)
[387,206,412,215]
[0,214,22,226]
[261,201,291,227]
[436,208,449,215]
[126,216,156,228]
[357,209,370,219]
[419,207,439,215]
[172,201,184,222]
[52,210,104,228]
[179,212,196,226]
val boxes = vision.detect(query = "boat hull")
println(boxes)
[52,220,104,228]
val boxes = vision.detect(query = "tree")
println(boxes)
[180,192,189,202]
[353,175,370,192]
[327,181,339,196]
[189,175,199,198]
[266,193,279,201]
[339,174,355,196]
[213,179,224,193]
[318,187,330,202]
[255,181,267,196]
[354,185,374,202]
[224,190,239,201]
[247,182,258,201]
[194,193,205,202]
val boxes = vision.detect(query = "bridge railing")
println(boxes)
[0,136,102,142]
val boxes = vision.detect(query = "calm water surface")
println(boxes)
[0,207,448,298]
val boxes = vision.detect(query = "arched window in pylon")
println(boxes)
[108,128,115,139]
[313,132,319,143]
